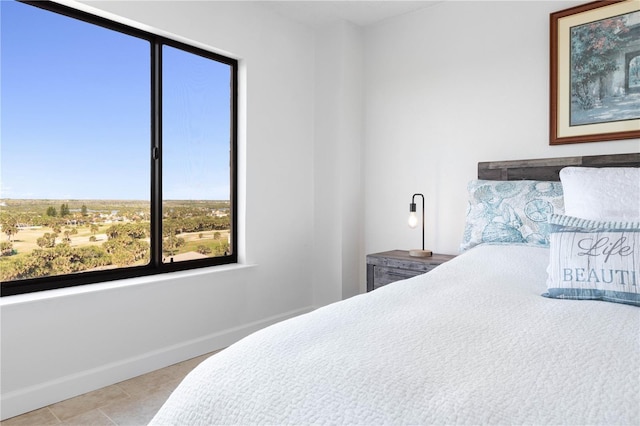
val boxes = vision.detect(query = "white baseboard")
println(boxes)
[0,306,313,421]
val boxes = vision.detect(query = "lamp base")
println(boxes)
[409,249,433,257]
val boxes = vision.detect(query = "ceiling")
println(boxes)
[260,1,443,28]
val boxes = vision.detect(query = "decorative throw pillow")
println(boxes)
[543,215,640,306]
[460,180,564,252]
[559,167,640,221]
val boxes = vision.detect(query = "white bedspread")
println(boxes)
[150,245,640,425]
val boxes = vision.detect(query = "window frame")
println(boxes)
[1,0,238,297]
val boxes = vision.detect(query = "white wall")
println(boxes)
[0,0,320,419]
[364,0,640,257]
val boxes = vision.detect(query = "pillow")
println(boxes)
[460,180,564,252]
[543,214,640,306]
[548,213,639,230]
[559,167,640,221]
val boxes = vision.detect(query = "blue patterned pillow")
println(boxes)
[543,215,640,306]
[460,180,564,252]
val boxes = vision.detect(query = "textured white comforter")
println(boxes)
[150,245,640,425]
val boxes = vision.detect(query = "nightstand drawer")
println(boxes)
[366,250,456,292]
[374,266,423,288]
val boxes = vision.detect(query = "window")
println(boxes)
[0,0,238,296]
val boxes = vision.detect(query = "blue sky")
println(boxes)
[1,0,231,200]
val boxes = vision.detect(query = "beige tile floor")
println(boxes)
[1,350,220,426]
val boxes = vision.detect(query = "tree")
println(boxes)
[102,223,150,266]
[8,244,112,280]
[81,204,88,216]
[0,215,19,242]
[0,261,20,281]
[60,203,70,217]
[215,241,230,256]
[571,16,629,110]
[197,245,211,255]
[0,241,14,256]
[105,223,148,241]
[162,235,185,256]
[46,206,57,217]
[37,233,56,248]
[103,238,149,266]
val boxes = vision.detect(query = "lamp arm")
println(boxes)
[411,193,425,251]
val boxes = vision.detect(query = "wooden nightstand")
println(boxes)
[366,250,456,292]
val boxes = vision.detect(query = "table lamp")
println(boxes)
[408,193,432,257]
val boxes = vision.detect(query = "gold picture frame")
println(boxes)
[550,0,640,145]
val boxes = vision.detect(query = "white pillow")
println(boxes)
[559,167,640,221]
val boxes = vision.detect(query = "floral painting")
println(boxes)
[550,1,640,145]
[570,10,640,126]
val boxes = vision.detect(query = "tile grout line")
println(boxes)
[97,384,132,426]
[97,408,118,426]
[116,383,133,398]
[46,407,62,424]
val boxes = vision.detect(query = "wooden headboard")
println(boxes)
[478,153,640,181]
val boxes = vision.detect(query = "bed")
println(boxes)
[151,153,640,425]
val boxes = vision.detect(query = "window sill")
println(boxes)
[0,263,256,307]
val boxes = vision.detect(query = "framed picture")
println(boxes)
[550,0,640,145]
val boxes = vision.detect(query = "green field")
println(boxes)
[0,199,231,282]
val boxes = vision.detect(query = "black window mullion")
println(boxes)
[151,41,163,268]
[230,63,239,257]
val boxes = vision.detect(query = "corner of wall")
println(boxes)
[312,20,366,306]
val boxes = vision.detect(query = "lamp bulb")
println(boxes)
[408,212,418,228]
